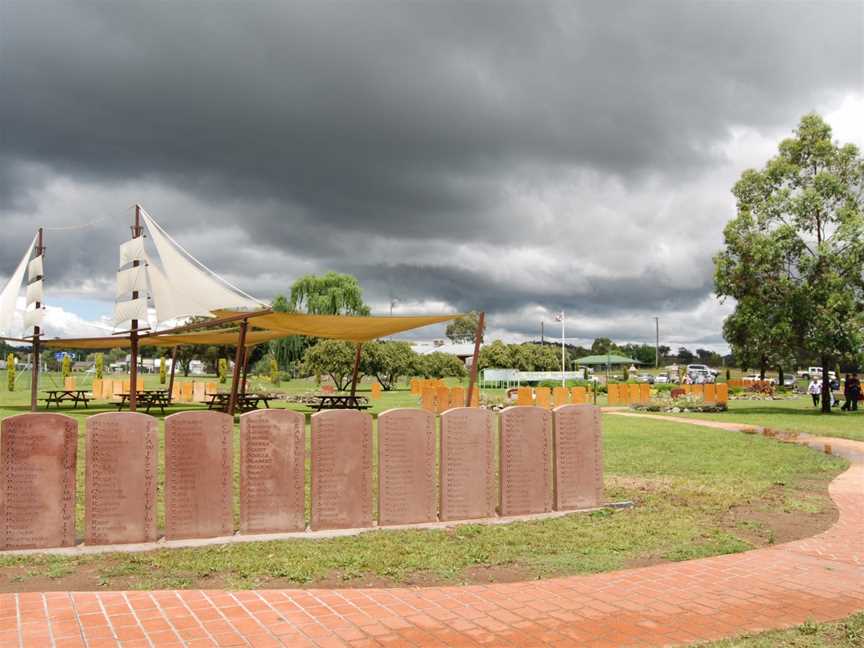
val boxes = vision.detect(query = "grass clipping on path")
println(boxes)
[0,415,846,591]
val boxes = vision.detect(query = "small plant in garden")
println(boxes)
[61,354,71,379]
[218,358,228,384]
[95,353,104,379]
[6,353,15,392]
[159,356,167,384]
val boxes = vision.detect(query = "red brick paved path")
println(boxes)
[2,416,862,647]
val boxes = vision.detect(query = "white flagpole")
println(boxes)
[560,311,565,387]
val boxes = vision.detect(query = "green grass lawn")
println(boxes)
[667,397,864,442]
[0,406,846,591]
[699,612,864,647]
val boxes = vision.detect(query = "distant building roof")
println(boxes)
[411,342,481,358]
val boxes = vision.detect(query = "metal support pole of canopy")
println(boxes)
[465,312,485,407]
[168,346,178,403]
[228,319,249,416]
[349,343,363,397]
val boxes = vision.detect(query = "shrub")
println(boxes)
[95,353,104,379]
[218,358,228,384]
[6,353,14,392]
[269,356,280,385]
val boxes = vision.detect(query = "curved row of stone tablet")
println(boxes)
[0,405,603,550]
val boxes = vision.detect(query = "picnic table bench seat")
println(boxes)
[42,390,90,409]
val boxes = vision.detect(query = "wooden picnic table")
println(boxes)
[312,394,370,411]
[43,389,90,409]
[116,390,171,414]
[205,392,274,413]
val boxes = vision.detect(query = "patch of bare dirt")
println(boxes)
[0,564,105,593]
[723,481,838,546]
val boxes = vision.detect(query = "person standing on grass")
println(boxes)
[807,378,821,407]
[849,374,861,412]
[841,374,852,411]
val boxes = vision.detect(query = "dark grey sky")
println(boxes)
[1,1,862,348]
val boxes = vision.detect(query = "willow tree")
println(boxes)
[715,113,864,412]
[270,274,371,372]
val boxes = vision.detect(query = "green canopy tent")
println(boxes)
[574,354,643,388]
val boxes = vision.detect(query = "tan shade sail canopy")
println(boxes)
[40,328,285,350]
[215,310,463,343]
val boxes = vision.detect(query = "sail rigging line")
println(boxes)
[139,207,266,306]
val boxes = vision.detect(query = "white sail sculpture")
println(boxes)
[112,208,264,329]
[0,234,37,337]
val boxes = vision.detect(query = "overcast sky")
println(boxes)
[1,1,862,350]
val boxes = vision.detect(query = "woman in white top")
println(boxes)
[807,379,821,407]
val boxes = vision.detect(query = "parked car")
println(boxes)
[654,373,670,384]
[635,374,654,384]
[796,366,837,380]
[686,364,720,377]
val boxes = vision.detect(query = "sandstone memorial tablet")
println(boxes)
[378,408,436,526]
[499,406,552,516]
[240,409,306,533]
[439,408,495,521]
[1,413,77,550]
[85,412,158,545]
[164,411,233,540]
[552,404,603,510]
[311,410,372,530]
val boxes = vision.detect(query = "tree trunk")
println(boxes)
[759,355,766,380]
[777,366,784,389]
[821,355,831,414]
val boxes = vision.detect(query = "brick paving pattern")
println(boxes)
[1,416,862,647]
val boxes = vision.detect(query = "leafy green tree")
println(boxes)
[722,300,794,378]
[418,352,467,379]
[715,113,864,412]
[6,353,15,391]
[290,272,371,315]
[478,340,512,370]
[301,340,365,391]
[159,356,167,384]
[677,347,695,364]
[511,343,560,371]
[218,358,228,384]
[620,343,657,366]
[95,353,104,379]
[61,354,71,379]
[445,311,480,343]
[363,341,416,390]
[590,337,616,355]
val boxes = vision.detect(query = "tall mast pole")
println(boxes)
[129,205,143,412]
[29,228,44,412]
[654,317,660,368]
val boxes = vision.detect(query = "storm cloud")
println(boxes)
[1,1,862,348]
